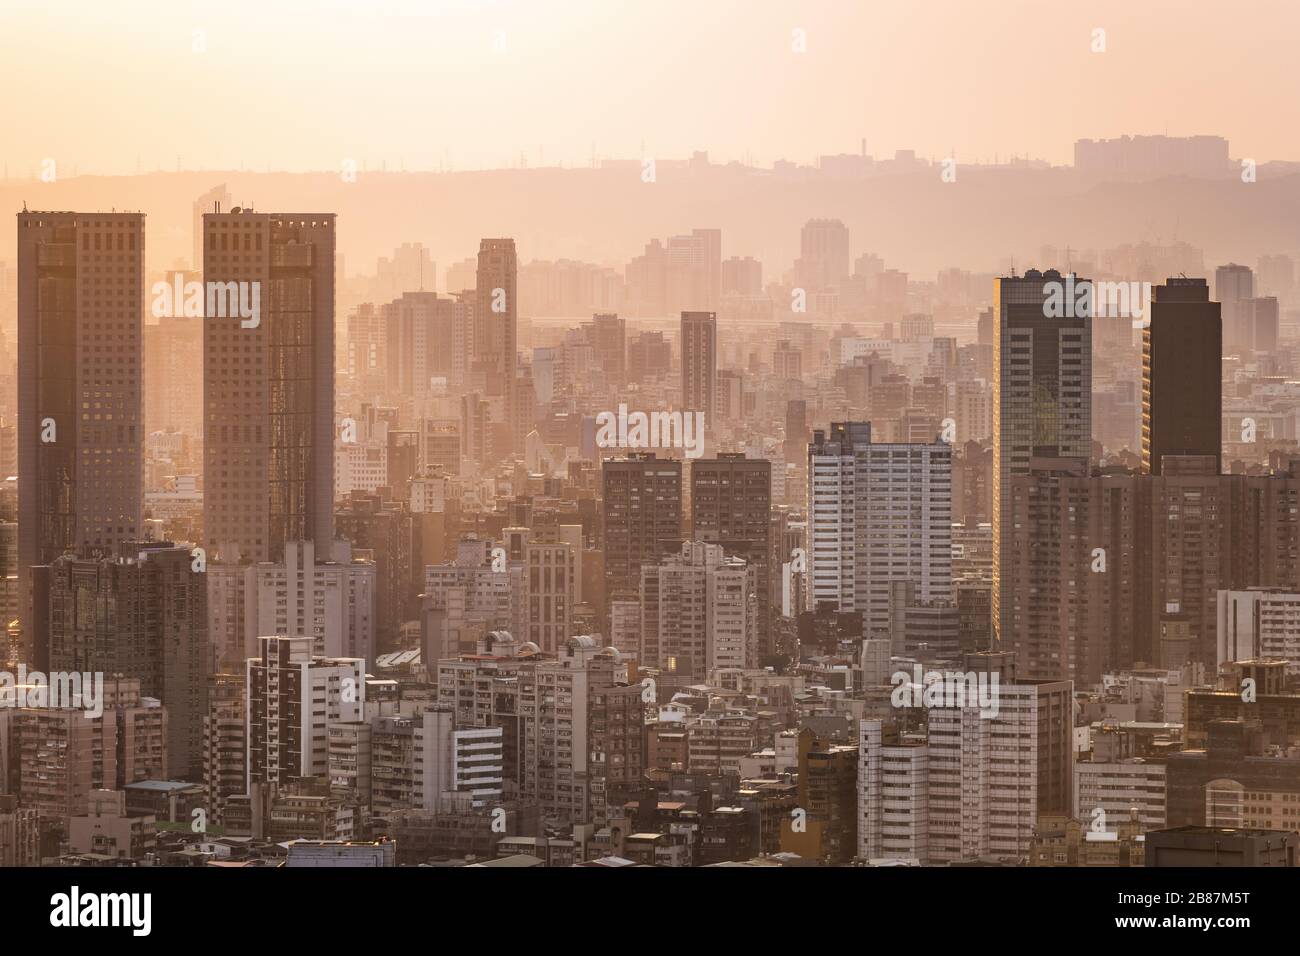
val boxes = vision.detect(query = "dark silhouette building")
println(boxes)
[1143,277,1222,475]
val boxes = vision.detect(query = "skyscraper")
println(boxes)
[680,311,716,416]
[1143,277,1221,475]
[1214,263,1254,356]
[474,238,518,446]
[202,210,336,565]
[17,211,145,646]
[992,269,1092,648]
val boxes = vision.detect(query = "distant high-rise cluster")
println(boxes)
[6,144,1300,877]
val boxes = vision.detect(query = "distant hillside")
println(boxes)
[3,164,1299,278]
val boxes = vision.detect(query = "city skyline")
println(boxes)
[1,4,1298,919]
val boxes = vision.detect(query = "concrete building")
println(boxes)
[203,210,336,566]
[602,453,682,606]
[780,727,857,864]
[14,676,165,819]
[858,668,1073,865]
[1004,456,1300,681]
[474,238,519,449]
[433,632,626,823]
[686,711,758,777]
[45,542,208,778]
[807,422,952,639]
[1166,719,1300,828]
[992,270,1092,651]
[502,526,575,654]
[202,674,245,824]
[421,538,515,663]
[1143,277,1221,475]
[68,789,156,860]
[640,541,758,678]
[285,839,396,867]
[1146,826,1297,867]
[247,539,376,664]
[0,795,38,866]
[680,310,717,416]
[858,720,929,862]
[17,212,145,654]
[1218,588,1300,679]
[245,635,365,791]
[691,454,773,660]
[383,291,455,399]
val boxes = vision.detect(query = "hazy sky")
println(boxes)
[2,0,1297,175]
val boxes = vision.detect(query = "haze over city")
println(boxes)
[0,1,1293,933]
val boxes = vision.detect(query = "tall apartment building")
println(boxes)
[502,526,575,654]
[680,311,717,416]
[247,539,376,664]
[383,290,455,398]
[327,720,372,806]
[691,454,773,659]
[203,210,336,565]
[858,721,930,862]
[203,674,245,824]
[625,229,721,315]
[722,255,763,297]
[433,631,625,824]
[12,676,165,820]
[601,453,683,604]
[245,635,365,791]
[953,380,993,444]
[1214,263,1254,355]
[1143,278,1221,475]
[346,302,386,400]
[1004,455,1300,680]
[782,727,858,864]
[585,312,627,382]
[795,218,851,291]
[17,212,145,646]
[370,714,417,816]
[640,541,758,678]
[44,542,208,778]
[589,681,645,823]
[354,706,507,813]
[521,636,623,824]
[1247,295,1280,354]
[992,270,1092,649]
[859,673,1072,864]
[473,239,519,446]
[807,422,952,639]
[421,538,517,662]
